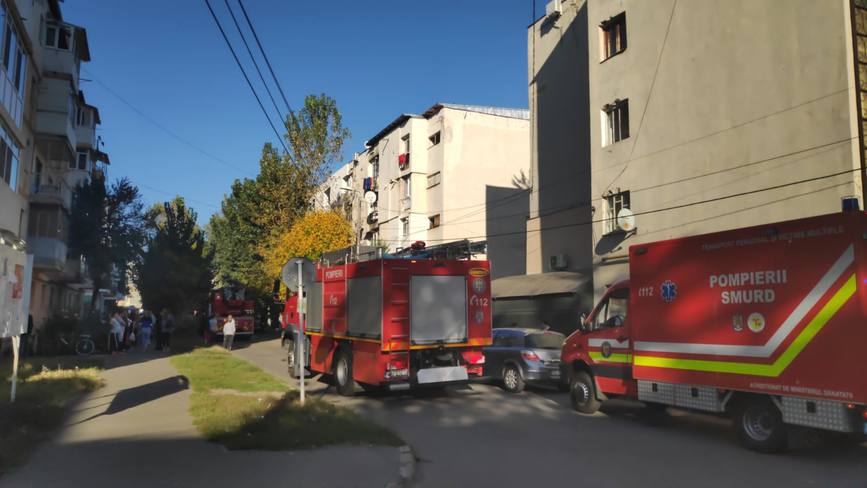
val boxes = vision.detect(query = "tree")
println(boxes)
[70,176,146,310]
[260,211,353,282]
[207,94,351,295]
[136,198,213,315]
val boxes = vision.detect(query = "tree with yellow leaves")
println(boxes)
[260,211,353,283]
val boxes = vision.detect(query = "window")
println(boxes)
[591,289,629,330]
[370,154,380,180]
[427,171,441,188]
[401,134,410,154]
[602,99,629,146]
[428,131,441,146]
[604,190,630,234]
[402,175,411,198]
[428,214,440,229]
[400,218,409,239]
[0,121,19,191]
[77,152,88,170]
[600,12,627,61]
[45,23,72,51]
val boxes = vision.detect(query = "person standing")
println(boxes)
[138,311,154,352]
[109,312,125,354]
[222,314,236,351]
[160,308,176,352]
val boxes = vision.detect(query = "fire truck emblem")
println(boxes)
[747,312,765,333]
[660,280,678,303]
[732,314,744,332]
[601,341,613,358]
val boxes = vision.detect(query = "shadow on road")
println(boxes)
[68,375,189,426]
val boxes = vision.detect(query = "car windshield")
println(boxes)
[525,332,565,349]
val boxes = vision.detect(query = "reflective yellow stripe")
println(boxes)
[634,274,857,377]
[589,352,632,364]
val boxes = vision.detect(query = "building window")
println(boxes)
[0,5,26,127]
[428,131,441,146]
[77,152,88,170]
[370,154,379,180]
[401,134,410,154]
[400,218,409,239]
[604,190,630,234]
[602,99,629,146]
[402,175,411,198]
[428,214,441,229]
[427,171,441,189]
[0,121,19,191]
[600,12,627,61]
[45,23,72,51]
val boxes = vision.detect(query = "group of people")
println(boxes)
[108,308,176,353]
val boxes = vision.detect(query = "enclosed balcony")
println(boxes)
[30,236,67,274]
[30,177,72,210]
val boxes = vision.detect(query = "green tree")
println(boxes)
[70,176,146,310]
[207,93,350,295]
[137,198,213,315]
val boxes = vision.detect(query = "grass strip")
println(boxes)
[171,347,402,450]
[0,357,104,474]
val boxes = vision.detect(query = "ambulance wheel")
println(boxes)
[735,398,788,453]
[334,349,355,396]
[570,371,600,414]
[502,364,525,393]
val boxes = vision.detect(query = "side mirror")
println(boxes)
[578,313,588,332]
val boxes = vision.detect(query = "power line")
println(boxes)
[204,0,289,154]
[83,68,256,178]
[236,0,293,115]
[374,164,861,244]
[222,0,285,123]
[137,182,221,210]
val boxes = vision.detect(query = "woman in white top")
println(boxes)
[109,312,125,353]
[222,314,236,350]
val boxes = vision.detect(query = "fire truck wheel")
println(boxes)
[734,398,788,453]
[502,364,525,393]
[570,371,601,414]
[334,350,355,396]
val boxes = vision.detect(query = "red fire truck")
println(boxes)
[209,286,255,339]
[562,211,867,451]
[292,244,491,395]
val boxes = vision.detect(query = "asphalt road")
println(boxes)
[234,337,867,488]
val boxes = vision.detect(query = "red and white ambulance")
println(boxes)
[296,250,491,395]
[561,211,867,451]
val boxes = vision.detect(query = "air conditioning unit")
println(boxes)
[545,0,562,18]
[549,254,568,271]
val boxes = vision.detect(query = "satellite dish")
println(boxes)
[281,257,317,292]
[616,208,636,232]
[364,191,377,204]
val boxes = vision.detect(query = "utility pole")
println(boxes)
[296,259,305,406]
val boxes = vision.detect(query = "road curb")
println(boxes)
[386,444,416,488]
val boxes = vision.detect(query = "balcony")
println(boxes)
[75,122,95,149]
[398,153,410,171]
[30,237,68,274]
[30,179,72,210]
[64,255,87,283]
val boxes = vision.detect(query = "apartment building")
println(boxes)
[530,0,866,303]
[16,0,111,326]
[341,103,530,279]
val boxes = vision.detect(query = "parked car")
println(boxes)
[484,328,565,393]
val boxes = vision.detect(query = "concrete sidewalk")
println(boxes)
[0,351,401,488]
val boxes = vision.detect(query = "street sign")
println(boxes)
[281,257,316,292]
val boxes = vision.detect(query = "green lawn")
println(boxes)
[171,347,402,450]
[0,357,104,473]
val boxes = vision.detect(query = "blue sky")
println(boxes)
[63,1,539,225]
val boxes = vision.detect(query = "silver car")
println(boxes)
[483,328,565,393]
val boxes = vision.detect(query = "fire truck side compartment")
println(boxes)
[410,275,468,345]
[347,276,382,338]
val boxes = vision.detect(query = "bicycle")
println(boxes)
[75,334,95,355]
